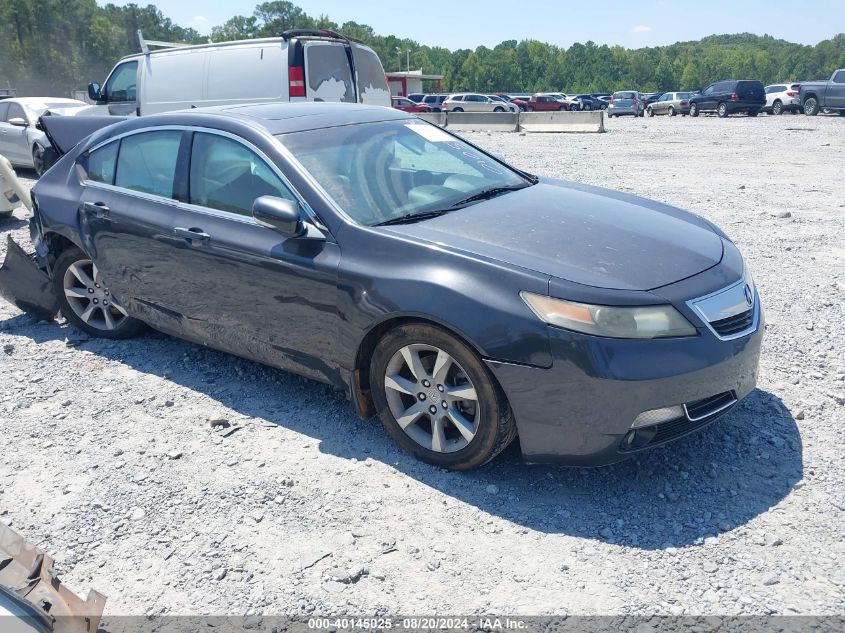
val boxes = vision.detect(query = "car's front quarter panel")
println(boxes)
[334,223,554,375]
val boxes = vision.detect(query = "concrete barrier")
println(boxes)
[445,111,520,132]
[519,111,605,133]
[415,112,446,127]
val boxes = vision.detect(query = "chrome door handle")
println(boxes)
[174,226,210,242]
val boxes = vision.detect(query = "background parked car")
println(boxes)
[763,84,802,115]
[421,94,448,112]
[646,91,693,117]
[569,94,606,111]
[607,91,644,117]
[0,97,87,175]
[391,97,432,113]
[443,93,513,113]
[688,80,766,118]
[798,69,845,116]
[406,93,425,103]
[486,95,520,113]
[641,92,663,108]
[524,94,571,112]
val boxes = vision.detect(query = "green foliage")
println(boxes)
[1,0,843,97]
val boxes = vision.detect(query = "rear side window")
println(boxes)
[115,130,182,198]
[305,43,354,103]
[189,133,296,216]
[86,142,119,184]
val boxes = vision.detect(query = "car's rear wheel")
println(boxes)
[803,97,819,116]
[690,103,699,117]
[717,102,728,118]
[53,248,143,339]
[772,100,783,115]
[370,323,516,470]
[668,106,676,117]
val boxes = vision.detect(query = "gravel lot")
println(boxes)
[1,113,844,618]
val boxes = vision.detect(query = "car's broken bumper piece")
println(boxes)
[0,236,59,322]
[0,523,106,633]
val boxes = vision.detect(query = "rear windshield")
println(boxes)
[736,81,764,93]
[676,92,691,99]
[613,92,635,99]
[353,45,390,106]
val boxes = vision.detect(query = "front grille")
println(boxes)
[710,309,754,337]
[620,391,737,453]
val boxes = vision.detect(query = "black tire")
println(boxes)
[370,323,516,470]
[668,105,676,117]
[493,106,505,113]
[646,106,654,117]
[32,145,45,178]
[52,247,144,340]
[803,97,819,116]
[717,102,728,118]
[451,107,463,113]
[584,104,592,111]
[558,105,567,111]
[772,100,783,115]
[690,103,699,117]
[747,109,759,117]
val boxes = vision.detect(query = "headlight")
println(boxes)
[520,292,697,339]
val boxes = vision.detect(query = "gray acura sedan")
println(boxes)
[7,103,763,470]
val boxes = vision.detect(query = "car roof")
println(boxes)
[119,102,412,136]
[7,97,85,106]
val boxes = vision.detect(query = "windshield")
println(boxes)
[279,119,528,226]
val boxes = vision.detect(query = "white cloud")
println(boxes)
[631,25,653,33]
[193,15,207,23]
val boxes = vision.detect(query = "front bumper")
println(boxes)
[486,305,764,466]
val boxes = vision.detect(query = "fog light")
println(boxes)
[632,405,685,429]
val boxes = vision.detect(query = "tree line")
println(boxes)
[2,0,844,97]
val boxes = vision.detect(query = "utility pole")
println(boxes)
[395,47,402,72]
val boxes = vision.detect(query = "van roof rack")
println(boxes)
[138,29,191,54]
[281,28,362,44]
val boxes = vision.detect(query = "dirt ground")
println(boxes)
[1,112,843,617]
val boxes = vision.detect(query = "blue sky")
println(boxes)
[102,0,845,50]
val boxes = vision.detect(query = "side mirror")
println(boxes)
[253,196,306,237]
[88,83,102,102]
[7,118,28,128]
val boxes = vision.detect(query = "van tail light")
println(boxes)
[289,66,306,97]
[730,92,739,102]
[680,100,689,106]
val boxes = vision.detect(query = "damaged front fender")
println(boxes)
[0,236,59,321]
[0,523,106,633]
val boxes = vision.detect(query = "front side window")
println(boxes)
[104,61,138,103]
[279,120,528,226]
[189,133,296,216]
[833,70,845,83]
[6,103,26,122]
[85,141,119,184]
[115,130,181,198]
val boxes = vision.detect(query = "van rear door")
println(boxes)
[303,41,356,103]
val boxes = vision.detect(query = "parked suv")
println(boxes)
[763,84,802,115]
[442,93,513,113]
[421,94,448,112]
[689,80,766,118]
[607,91,643,117]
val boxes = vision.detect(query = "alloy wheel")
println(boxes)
[63,259,128,331]
[383,344,480,454]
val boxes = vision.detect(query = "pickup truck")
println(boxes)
[799,69,845,115]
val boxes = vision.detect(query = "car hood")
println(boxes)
[383,180,724,291]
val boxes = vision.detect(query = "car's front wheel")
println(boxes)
[53,248,143,339]
[370,323,516,470]
[646,106,654,117]
[32,145,46,178]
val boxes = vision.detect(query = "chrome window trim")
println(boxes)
[686,267,759,341]
[83,125,320,225]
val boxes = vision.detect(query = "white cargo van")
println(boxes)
[84,29,391,116]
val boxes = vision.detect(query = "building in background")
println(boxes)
[386,70,443,97]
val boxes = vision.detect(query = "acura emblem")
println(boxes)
[744,284,754,307]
